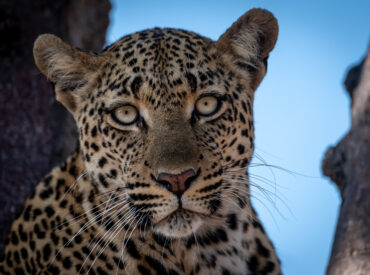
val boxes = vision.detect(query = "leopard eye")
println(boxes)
[111,105,138,125]
[195,96,219,116]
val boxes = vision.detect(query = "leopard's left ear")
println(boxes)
[218,8,278,90]
[33,34,104,113]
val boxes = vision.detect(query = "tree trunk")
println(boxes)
[323,46,370,275]
[0,0,111,257]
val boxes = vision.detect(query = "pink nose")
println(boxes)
[157,169,197,195]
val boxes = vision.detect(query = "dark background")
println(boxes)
[0,0,111,257]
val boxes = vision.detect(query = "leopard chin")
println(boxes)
[153,209,204,238]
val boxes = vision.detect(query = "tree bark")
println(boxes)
[323,46,370,275]
[0,0,111,257]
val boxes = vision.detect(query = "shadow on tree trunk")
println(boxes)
[0,0,111,257]
[323,46,370,274]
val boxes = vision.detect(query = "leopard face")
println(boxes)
[33,10,278,239]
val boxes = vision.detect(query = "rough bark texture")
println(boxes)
[0,0,111,257]
[323,47,370,275]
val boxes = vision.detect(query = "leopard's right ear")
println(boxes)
[218,9,278,91]
[33,34,103,112]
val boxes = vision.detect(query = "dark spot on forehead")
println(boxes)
[185,72,197,93]
[131,76,143,95]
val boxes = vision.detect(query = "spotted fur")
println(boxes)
[0,8,281,275]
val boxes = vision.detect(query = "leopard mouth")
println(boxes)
[153,209,204,238]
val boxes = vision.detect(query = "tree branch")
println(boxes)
[0,0,111,257]
[323,46,370,275]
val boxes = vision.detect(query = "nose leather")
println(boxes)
[157,169,197,195]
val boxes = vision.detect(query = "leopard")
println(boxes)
[0,8,281,275]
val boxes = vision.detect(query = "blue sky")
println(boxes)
[107,1,370,274]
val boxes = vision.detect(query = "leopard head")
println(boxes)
[33,8,278,238]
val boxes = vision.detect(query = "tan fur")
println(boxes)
[218,8,278,90]
[218,8,278,59]
[33,34,105,111]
